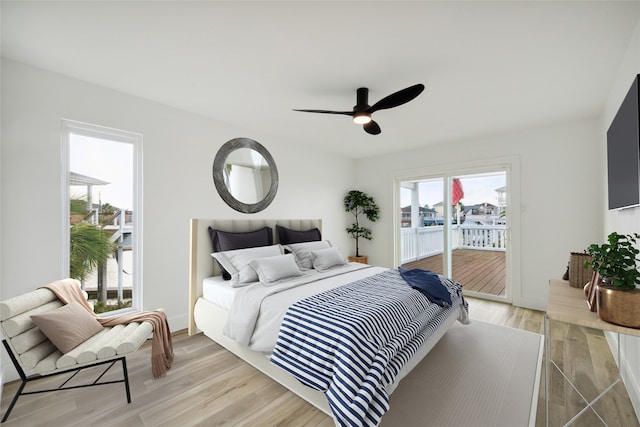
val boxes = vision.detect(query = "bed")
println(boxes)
[188,218,468,425]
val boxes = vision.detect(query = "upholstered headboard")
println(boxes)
[188,218,322,335]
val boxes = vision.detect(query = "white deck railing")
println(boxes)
[401,224,506,264]
[459,224,507,251]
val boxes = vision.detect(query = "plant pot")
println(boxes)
[348,255,368,264]
[597,285,640,328]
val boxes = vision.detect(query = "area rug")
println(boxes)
[381,320,543,427]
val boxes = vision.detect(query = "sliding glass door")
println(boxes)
[399,170,509,301]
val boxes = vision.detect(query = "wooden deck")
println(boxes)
[402,249,506,297]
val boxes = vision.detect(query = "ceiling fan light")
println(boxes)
[353,113,371,125]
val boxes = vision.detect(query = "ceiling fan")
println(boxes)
[293,83,425,135]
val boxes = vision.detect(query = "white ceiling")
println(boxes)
[2,1,640,159]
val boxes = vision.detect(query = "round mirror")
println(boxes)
[213,138,278,213]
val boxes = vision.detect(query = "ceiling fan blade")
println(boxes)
[368,84,425,113]
[363,120,381,135]
[293,109,354,116]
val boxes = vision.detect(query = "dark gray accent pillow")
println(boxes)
[208,226,273,280]
[276,225,321,245]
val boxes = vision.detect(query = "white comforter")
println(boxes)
[223,263,388,352]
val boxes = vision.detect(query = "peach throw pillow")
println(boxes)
[31,301,104,354]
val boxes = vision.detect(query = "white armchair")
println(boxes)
[0,282,153,423]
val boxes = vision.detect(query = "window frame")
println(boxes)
[61,119,143,314]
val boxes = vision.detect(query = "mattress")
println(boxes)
[202,276,237,310]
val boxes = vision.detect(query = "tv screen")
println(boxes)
[607,74,640,210]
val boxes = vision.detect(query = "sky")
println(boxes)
[400,172,506,208]
[70,134,133,210]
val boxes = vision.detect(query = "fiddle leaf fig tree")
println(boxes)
[584,232,640,291]
[344,190,380,257]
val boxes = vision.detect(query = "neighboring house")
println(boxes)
[463,203,504,225]
[465,203,498,216]
[400,205,435,227]
[431,202,465,225]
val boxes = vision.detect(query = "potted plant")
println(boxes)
[344,190,380,264]
[584,232,640,328]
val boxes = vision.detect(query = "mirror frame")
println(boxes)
[212,137,279,213]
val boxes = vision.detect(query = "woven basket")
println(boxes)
[569,252,594,288]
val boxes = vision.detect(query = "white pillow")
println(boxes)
[249,254,303,286]
[212,245,283,286]
[311,247,347,272]
[285,240,332,270]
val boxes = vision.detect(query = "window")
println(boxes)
[62,120,143,314]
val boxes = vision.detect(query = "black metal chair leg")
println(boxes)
[121,357,131,404]
[1,339,134,423]
[2,380,26,423]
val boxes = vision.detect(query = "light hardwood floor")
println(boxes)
[2,298,638,426]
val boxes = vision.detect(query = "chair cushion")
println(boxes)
[30,301,104,354]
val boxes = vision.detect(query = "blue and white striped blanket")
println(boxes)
[270,268,468,426]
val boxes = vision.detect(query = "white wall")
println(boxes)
[0,59,355,331]
[602,15,640,418]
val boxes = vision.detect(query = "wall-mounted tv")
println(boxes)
[607,74,640,210]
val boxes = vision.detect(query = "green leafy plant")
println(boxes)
[69,223,115,283]
[344,190,380,257]
[584,232,640,291]
[70,198,89,214]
